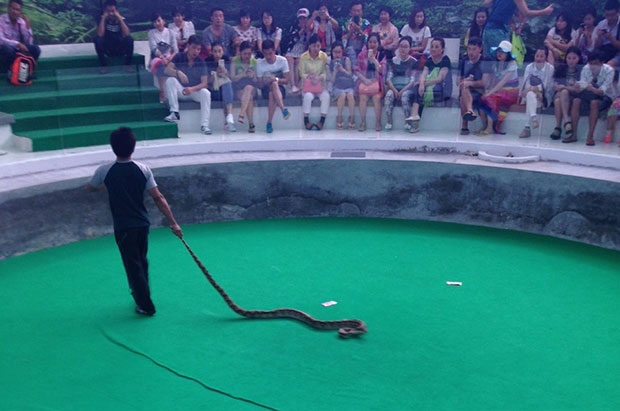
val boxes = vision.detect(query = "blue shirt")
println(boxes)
[172,52,208,87]
[489,0,517,26]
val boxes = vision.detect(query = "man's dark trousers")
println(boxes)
[94,35,134,66]
[114,226,155,313]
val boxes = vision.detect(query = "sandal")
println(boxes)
[312,123,322,131]
[248,123,255,133]
[375,122,382,132]
[562,135,577,143]
[604,131,613,143]
[336,116,344,130]
[238,114,245,124]
[358,121,366,132]
[550,127,562,140]
[460,128,470,135]
[564,121,573,136]
[475,129,491,136]
[348,118,355,130]
[463,110,477,121]
[586,138,595,146]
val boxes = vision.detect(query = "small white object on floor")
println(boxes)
[446,282,462,286]
[322,300,338,307]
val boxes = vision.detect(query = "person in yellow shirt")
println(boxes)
[299,34,330,130]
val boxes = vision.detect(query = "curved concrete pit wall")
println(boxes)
[1,159,619,259]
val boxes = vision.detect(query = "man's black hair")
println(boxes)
[110,127,136,158]
[605,0,619,12]
[262,39,275,51]
[468,37,483,48]
[187,34,201,46]
[104,0,117,7]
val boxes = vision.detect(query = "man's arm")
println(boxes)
[85,182,104,192]
[148,187,183,238]
[115,11,131,37]
[97,14,107,37]
[514,0,553,19]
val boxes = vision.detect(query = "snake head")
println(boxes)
[338,325,367,338]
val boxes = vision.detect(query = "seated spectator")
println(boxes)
[310,3,339,54]
[0,0,40,74]
[148,13,178,103]
[575,7,597,62]
[95,0,134,74]
[563,50,614,145]
[299,34,330,130]
[256,39,292,133]
[400,8,431,56]
[202,8,240,58]
[234,9,259,55]
[550,47,582,140]
[464,7,488,49]
[604,95,620,145]
[410,38,452,133]
[544,13,577,66]
[384,36,418,131]
[371,6,399,59]
[459,37,491,135]
[163,35,212,135]
[169,6,195,53]
[328,41,356,130]
[205,42,235,132]
[482,0,553,60]
[477,40,519,135]
[231,41,258,132]
[518,47,554,138]
[257,10,282,56]
[593,0,620,67]
[355,33,386,132]
[284,8,313,93]
[342,1,371,68]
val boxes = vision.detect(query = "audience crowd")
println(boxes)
[3,0,620,146]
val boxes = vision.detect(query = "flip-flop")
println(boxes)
[550,127,562,140]
[564,121,573,136]
[586,138,595,146]
[460,128,470,135]
[562,135,577,143]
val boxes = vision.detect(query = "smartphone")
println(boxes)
[218,59,225,69]
[368,49,374,58]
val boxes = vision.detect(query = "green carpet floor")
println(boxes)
[1,218,619,410]
[0,55,177,151]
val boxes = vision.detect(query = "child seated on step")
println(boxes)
[148,12,178,103]
[603,96,620,146]
[518,47,554,138]
[205,42,236,132]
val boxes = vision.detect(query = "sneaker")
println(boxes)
[405,114,420,122]
[225,123,237,132]
[135,307,155,316]
[385,123,393,131]
[410,120,420,133]
[519,127,531,138]
[201,125,212,135]
[266,122,273,133]
[291,85,300,93]
[282,108,291,120]
[164,112,180,122]
[404,123,411,131]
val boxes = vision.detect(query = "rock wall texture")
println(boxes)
[2,159,619,260]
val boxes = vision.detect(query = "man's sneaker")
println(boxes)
[519,127,531,138]
[164,112,180,122]
[282,108,291,120]
[266,122,273,133]
[225,123,237,132]
[385,123,393,130]
[135,307,155,316]
[201,125,212,135]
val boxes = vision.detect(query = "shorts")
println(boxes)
[332,87,354,99]
[575,90,612,112]
[260,84,286,99]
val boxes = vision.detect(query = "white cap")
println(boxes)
[297,8,310,18]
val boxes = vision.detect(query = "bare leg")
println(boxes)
[569,98,581,141]
[358,94,368,130]
[268,90,276,123]
[247,98,254,125]
[286,56,298,89]
[347,93,355,126]
[239,85,253,119]
[271,82,285,111]
[553,96,562,128]
[587,99,599,141]
[372,95,382,130]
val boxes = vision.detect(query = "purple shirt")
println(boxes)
[0,14,33,48]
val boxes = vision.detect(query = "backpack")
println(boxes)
[8,52,36,86]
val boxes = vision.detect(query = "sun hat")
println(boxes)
[491,40,515,57]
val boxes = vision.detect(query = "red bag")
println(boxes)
[8,52,36,86]
[302,76,322,94]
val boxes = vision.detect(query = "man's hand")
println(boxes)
[418,83,425,96]
[21,13,30,29]
[17,42,28,52]
[170,224,183,238]
[177,71,189,84]
[182,87,192,95]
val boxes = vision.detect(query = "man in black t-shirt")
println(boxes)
[94,0,134,73]
[458,37,491,134]
[86,127,182,316]
[163,35,212,134]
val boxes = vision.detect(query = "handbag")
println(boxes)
[358,80,380,95]
[302,76,323,94]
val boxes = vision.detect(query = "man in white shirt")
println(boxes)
[256,39,291,133]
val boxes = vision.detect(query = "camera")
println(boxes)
[579,23,585,29]
[353,16,361,25]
